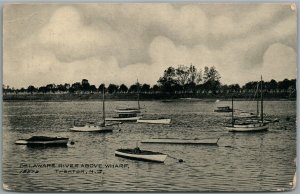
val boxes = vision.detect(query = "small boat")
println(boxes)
[70,122,114,132]
[115,147,167,163]
[226,122,269,132]
[70,86,116,132]
[234,111,257,118]
[105,116,142,122]
[226,76,269,132]
[114,108,141,114]
[107,80,142,122]
[214,106,233,112]
[15,136,69,147]
[137,118,171,124]
[141,137,220,145]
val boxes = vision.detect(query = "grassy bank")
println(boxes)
[2,92,296,102]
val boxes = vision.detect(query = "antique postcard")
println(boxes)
[2,3,297,192]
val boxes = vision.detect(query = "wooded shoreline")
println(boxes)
[3,92,296,102]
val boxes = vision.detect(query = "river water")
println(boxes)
[2,100,296,192]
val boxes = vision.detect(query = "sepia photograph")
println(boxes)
[2,3,297,192]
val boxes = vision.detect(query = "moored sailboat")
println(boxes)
[226,76,269,132]
[106,79,142,122]
[70,86,116,132]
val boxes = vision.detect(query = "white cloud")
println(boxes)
[38,6,121,62]
[261,43,296,81]
[3,4,297,88]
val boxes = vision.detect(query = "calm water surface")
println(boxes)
[2,100,296,192]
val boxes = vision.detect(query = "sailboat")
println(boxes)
[70,87,116,132]
[106,79,142,122]
[226,76,269,132]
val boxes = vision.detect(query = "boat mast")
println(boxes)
[260,75,263,123]
[137,78,140,110]
[102,86,105,125]
[232,95,234,126]
[257,82,259,117]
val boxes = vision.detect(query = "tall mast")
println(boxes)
[257,81,259,116]
[102,86,105,125]
[137,78,140,110]
[260,75,263,123]
[232,95,234,126]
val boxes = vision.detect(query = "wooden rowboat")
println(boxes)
[115,148,167,163]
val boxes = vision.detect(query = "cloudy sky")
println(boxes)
[4,3,297,88]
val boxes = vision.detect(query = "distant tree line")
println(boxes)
[3,65,296,97]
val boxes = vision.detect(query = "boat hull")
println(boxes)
[226,124,269,132]
[105,116,141,122]
[137,119,171,124]
[15,137,69,147]
[70,125,113,132]
[214,110,232,112]
[141,138,219,145]
[115,109,141,114]
[115,150,167,163]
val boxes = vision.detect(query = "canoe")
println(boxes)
[70,124,113,132]
[15,136,69,147]
[137,118,171,124]
[115,148,167,163]
[141,138,220,145]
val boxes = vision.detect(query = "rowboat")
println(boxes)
[115,148,167,163]
[15,136,69,147]
[141,137,220,145]
[137,118,171,124]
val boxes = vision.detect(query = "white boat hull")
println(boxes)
[137,119,171,124]
[115,150,167,163]
[226,123,269,132]
[115,109,141,114]
[141,138,219,145]
[105,116,141,121]
[70,124,113,132]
